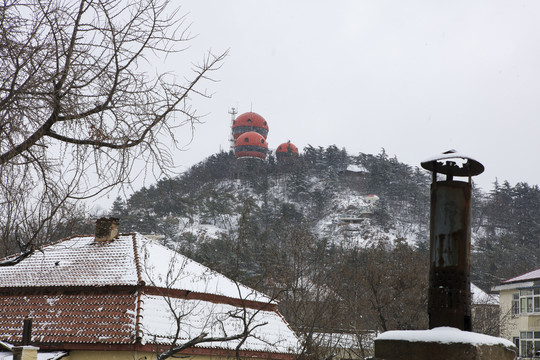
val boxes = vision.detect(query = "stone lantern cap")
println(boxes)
[421,149,484,178]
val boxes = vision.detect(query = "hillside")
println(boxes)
[109,146,540,340]
[113,147,540,288]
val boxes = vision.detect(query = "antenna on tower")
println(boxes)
[228,107,238,151]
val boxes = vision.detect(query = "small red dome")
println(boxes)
[232,112,269,139]
[276,141,299,155]
[234,131,268,160]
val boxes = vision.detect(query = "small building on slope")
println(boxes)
[0,218,300,360]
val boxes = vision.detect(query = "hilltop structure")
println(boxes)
[232,112,269,140]
[276,141,299,161]
[230,109,299,160]
[234,131,269,160]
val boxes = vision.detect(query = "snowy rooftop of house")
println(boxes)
[376,327,515,348]
[471,283,499,305]
[0,233,271,303]
[502,267,540,284]
[0,233,300,355]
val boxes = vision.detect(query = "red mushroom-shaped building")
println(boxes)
[234,131,268,160]
[276,141,299,160]
[232,112,269,140]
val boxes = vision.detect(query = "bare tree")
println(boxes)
[155,286,272,360]
[333,239,429,333]
[472,301,501,337]
[0,0,226,256]
[140,243,292,360]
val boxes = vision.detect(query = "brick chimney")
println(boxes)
[95,217,119,242]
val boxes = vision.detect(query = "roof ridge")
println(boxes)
[503,267,540,283]
[131,233,145,345]
[0,234,92,262]
[131,233,144,286]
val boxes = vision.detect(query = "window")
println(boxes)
[512,293,519,315]
[520,331,540,357]
[519,288,540,313]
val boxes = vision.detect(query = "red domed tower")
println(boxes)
[234,131,268,160]
[276,141,299,160]
[232,112,269,140]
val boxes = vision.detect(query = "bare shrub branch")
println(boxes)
[0,0,227,254]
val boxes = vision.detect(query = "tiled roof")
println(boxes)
[0,236,138,287]
[471,283,499,305]
[140,295,299,354]
[502,267,540,284]
[0,233,300,355]
[136,235,273,303]
[0,293,137,344]
[0,234,272,303]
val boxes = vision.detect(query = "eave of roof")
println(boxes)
[0,233,274,304]
[492,281,536,292]
[501,267,540,285]
[37,342,296,359]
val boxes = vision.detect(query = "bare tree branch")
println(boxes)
[0,0,227,255]
[0,247,33,267]
[144,255,276,360]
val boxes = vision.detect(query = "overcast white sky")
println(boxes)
[115,0,540,204]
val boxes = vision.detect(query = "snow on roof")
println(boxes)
[502,267,540,284]
[0,233,299,354]
[376,327,515,348]
[137,235,272,303]
[0,235,138,287]
[0,233,271,303]
[140,295,299,354]
[0,341,11,350]
[471,283,499,305]
[0,351,67,360]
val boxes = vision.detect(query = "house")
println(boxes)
[0,218,300,360]
[471,283,500,336]
[492,267,540,358]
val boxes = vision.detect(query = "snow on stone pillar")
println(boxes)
[421,150,484,331]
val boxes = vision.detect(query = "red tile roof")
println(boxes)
[0,236,139,288]
[502,267,540,284]
[0,233,300,356]
[0,234,272,303]
[0,293,137,344]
